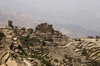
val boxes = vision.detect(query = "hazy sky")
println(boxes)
[0,0,100,37]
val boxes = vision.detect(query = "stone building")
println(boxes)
[20,27,26,31]
[45,33,52,41]
[8,20,13,28]
[35,23,54,34]
[27,28,33,34]
[15,26,18,29]
[95,35,99,41]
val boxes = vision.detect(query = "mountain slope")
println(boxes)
[0,8,40,28]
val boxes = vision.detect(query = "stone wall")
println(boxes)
[20,27,26,31]
[35,23,54,34]
[95,35,99,41]
[45,33,52,41]
[27,28,33,34]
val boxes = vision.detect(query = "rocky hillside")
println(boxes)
[0,21,100,66]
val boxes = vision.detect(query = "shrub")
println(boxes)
[54,59,59,62]
[20,40,25,44]
[41,64,44,66]
[89,60,100,66]
[26,35,29,38]
[30,59,34,62]
[24,51,27,56]
[42,59,53,66]
[42,41,46,46]
[20,55,27,58]
[24,38,28,42]
[62,59,65,62]
[18,45,22,50]
[31,49,35,53]
[77,58,81,63]
[69,63,73,66]
[19,53,24,55]
[31,55,42,60]
[26,45,29,49]
[31,37,37,41]
[68,57,72,62]
[14,29,17,32]
[40,45,43,50]
[81,48,87,55]
[64,54,68,59]
[29,42,33,45]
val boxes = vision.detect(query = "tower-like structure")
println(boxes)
[8,20,13,28]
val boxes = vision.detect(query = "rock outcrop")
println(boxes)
[0,20,100,66]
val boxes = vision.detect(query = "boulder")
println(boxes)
[15,49,19,53]
[0,64,7,66]
[7,32,12,35]
[74,49,81,52]
[6,36,12,39]
[13,41,18,44]
[13,37,18,41]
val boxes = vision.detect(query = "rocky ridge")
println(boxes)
[0,20,100,66]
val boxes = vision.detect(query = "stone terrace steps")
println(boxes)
[1,52,10,64]
[90,51,100,58]
[0,52,7,60]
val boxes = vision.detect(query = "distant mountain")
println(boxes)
[0,8,100,38]
[0,0,100,37]
[0,8,40,28]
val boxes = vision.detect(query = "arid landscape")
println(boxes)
[0,0,100,66]
[0,21,100,66]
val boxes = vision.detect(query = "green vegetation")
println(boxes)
[42,41,46,46]
[62,59,65,62]
[81,48,87,55]
[18,45,27,56]
[31,37,37,41]
[64,54,68,59]
[20,37,40,48]
[69,63,73,66]
[18,45,22,50]
[31,55,42,60]
[54,59,59,62]
[40,45,43,51]
[20,55,27,58]
[14,29,17,32]
[31,37,40,42]
[41,64,44,66]
[89,60,100,66]
[74,59,76,62]
[31,55,53,66]
[77,58,81,63]
[64,54,72,62]
[33,61,38,66]
[42,59,53,66]
[68,57,72,62]
[30,59,34,62]
[24,38,28,42]
[19,53,24,55]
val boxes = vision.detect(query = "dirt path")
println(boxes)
[58,42,74,48]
